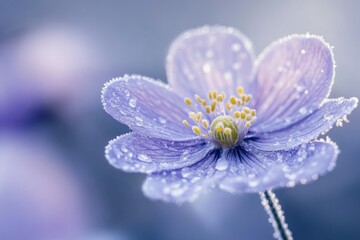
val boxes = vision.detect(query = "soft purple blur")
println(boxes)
[1,1,360,240]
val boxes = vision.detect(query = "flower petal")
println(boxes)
[105,132,213,174]
[142,140,339,203]
[220,141,339,193]
[142,148,226,203]
[253,34,335,132]
[102,75,194,140]
[248,97,358,151]
[166,26,255,98]
[142,172,208,204]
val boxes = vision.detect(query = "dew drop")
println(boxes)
[287,181,295,187]
[324,113,333,121]
[171,187,187,197]
[181,167,193,178]
[231,43,241,52]
[202,63,211,73]
[301,49,306,54]
[336,119,343,127]
[158,117,167,124]
[299,107,307,114]
[124,89,130,98]
[135,116,143,126]
[300,178,307,184]
[129,98,137,108]
[215,158,228,171]
[138,154,152,162]
[180,150,190,161]
[248,180,259,187]
[296,84,305,92]
[311,174,319,181]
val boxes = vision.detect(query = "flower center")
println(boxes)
[210,115,238,147]
[182,87,257,148]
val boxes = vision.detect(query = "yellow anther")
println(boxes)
[206,106,211,113]
[240,112,246,119]
[216,95,223,102]
[192,126,202,135]
[237,99,243,106]
[230,96,237,105]
[245,121,251,128]
[215,126,223,132]
[202,100,207,106]
[211,101,217,112]
[202,119,209,128]
[208,91,213,100]
[224,127,232,135]
[226,102,232,111]
[196,112,203,122]
[242,95,247,102]
[246,116,252,121]
[215,122,224,132]
[195,95,203,104]
[213,91,217,99]
[246,95,252,102]
[184,98,192,105]
[251,109,256,116]
[183,120,189,127]
[188,111,197,121]
[234,111,241,119]
[237,87,244,95]
[243,107,250,114]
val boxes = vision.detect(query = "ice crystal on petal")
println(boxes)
[102,25,358,203]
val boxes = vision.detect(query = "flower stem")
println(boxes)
[259,190,293,240]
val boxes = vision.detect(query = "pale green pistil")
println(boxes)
[210,115,239,147]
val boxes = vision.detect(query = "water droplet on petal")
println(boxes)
[202,63,211,73]
[138,154,152,162]
[324,113,333,121]
[135,116,143,126]
[180,150,190,161]
[215,158,228,171]
[231,43,241,52]
[248,180,259,187]
[129,98,137,108]
[299,107,307,114]
[158,117,167,124]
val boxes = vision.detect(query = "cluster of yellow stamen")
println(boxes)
[182,87,257,147]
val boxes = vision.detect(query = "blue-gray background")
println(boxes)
[0,1,359,239]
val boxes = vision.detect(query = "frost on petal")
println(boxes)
[253,35,335,132]
[102,75,195,140]
[106,133,213,174]
[220,141,339,193]
[167,26,255,98]
[142,172,208,204]
[248,97,358,151]
[142,148,227,203]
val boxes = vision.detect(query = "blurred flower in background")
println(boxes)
[0,25,105,128]
[0,134,129,240]
[0,134,89,240]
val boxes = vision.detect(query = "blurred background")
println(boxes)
[0,0,359,239]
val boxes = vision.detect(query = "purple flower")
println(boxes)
[102,26,358,203]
